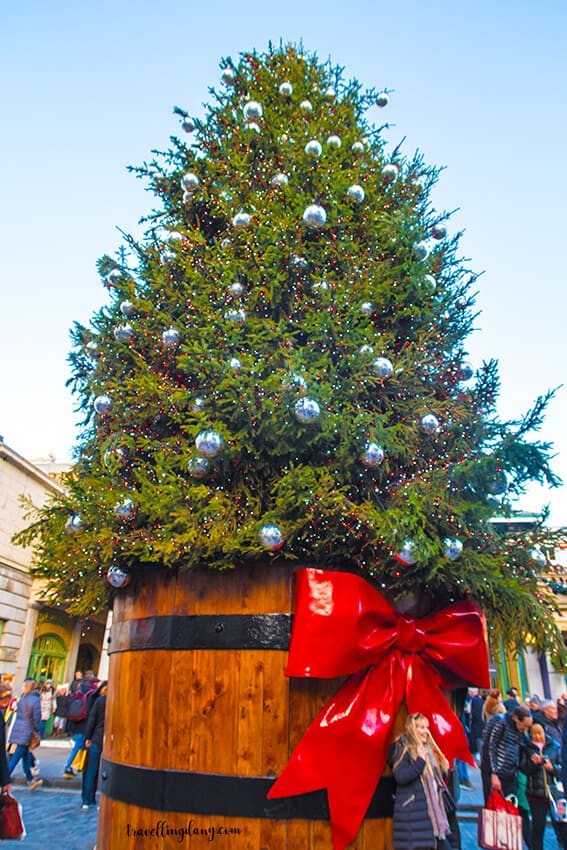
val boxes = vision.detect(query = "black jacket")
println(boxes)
[85,695,106,749]
[520,739,561,799]
[482,714,526,780]
[390,741,435,850]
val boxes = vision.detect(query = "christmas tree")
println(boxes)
[18,43,565,659]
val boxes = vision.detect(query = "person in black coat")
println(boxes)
[81,681,107,809]
[390,713,452,850]
[0,682,13,792]
[519,723,565,850]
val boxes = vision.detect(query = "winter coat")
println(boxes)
[482,713,526,781]
[390,742,436,850]
[8,691,41,746]
[519,739,561,799]
[85,695,106,749]
[40,689,56,721]
[469,694,485,750]
[0,713,10,787]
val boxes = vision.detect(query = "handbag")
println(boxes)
[440,784,456,817]
[478,790,522,850]
[71,747,88,772]
[0,790,26,840]
[544,770,567,821]
[29,731,41,749]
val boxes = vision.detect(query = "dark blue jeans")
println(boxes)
[81,742,102,806]
[8,744,33,782]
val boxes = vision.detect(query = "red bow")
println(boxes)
[267,568,490,850]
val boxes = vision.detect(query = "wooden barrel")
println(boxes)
[97,563,404,850]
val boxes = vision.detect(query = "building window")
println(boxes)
[27,633,67,684]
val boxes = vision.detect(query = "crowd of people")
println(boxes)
[0,669,107,810]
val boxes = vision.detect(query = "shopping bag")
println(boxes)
[478,790,522,850]
[0,791,26,840]
[71,747,87,772]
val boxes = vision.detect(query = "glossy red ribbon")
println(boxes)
[267,568,490,850]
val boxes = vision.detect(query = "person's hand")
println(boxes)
[531,753,544,764]
[1,785,11,794]
[544,758,554,771]
[491,773,502,791]
[85,739,91,749]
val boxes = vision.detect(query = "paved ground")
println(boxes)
[5,741,562,849]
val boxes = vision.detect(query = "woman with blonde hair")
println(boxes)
[389,713,452,849]
[482,689,505,723]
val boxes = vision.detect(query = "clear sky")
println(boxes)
[1,0,566,523]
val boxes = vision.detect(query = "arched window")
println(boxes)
[27,633,67,684]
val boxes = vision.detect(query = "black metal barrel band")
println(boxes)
[107,613,293,653]
[100,758,394,819]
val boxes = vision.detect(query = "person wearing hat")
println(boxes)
[0,682,13,792]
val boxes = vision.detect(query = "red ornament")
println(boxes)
[268,568,490,850]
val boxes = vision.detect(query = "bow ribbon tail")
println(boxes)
[268,655,406,850]
[406,656,475,766]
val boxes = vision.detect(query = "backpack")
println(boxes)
[67,686,96,721]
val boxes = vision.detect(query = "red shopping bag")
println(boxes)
[0,790,26,840]
[478,790,522,850]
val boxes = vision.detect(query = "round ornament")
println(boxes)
[529,547,547,567]
[244,122,261,135]
[93,395,113,415]
[243,101,263,122]
[221,238,231,249]
[303,204,326,228]
[120,300,135,318]
[114,324,133,343]
[106,269,122,287]
[294,397,320,424]
[327,135,342,149]
[382,163,399,183]
[103,445,129,469]
[181,116,196,133]
[195,430,224,458]
[299,100,313,112]
[423,275,437,293]
[64,514,83,535]
[114,498,137,522]
[457,360,474,381]
[414,241,429,260]
[271,172,289,188]
[351,141,365,154]
[291,255,308,269]
[165,230,183,243]
[161,249,176,264]
[305,140,322,157]
[86,341,98,359]
[362,442,385,468]
[221,68,236,85]
[232,212,251,228]
[192,397,206,414]
[228,357,242,371]
[162,327,181,349]
[187,456,210,479]
[347,184,365,203]
[259,523,284,550]
[372,357,394,380]
[421,413,441,434]
[225,308,246,325]
[376,92,390,108]
[282,373,307,392]
[279,81,293,97]
[360,301,373,316]
[359,344,374,355]
[444,537,463,560]
[431,222,448,240]
[106,567,131,589]
[455,296,467,310]
[324,86,336,99]
[181,172,200,192]
[395,540,417,565]
[228,281,245,296]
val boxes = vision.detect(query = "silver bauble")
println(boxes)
[243,101,263,122]
[192,397,206,414]
[347,184,365,203]
[232,212,251,228]
[228,357,242,371]
[313,280,330,293]
[376,92,390,108]
[221,238,231,249]
[351,141,365,154]
[229,281,245,297]
[382,163,399,183]
[294,397,321,424]
[455,296,467,310]
[271,172,289,188]
[279,81,293,96]
[324,86,336,99]
[225,308,246,325]
[244,122,261,135]
[86,341,98,359]
[106,566,131,589]
[259,523,284,550]
[93,395,113,415]
[396,540,417,565]
[360,302,373,316]
[221,68,236,85]
[305,139,322,157]
[182,190,195,203]
[181,116,196,133]
[282,373,307,392]
[362,442,385,468]
[414,241,429,260]
[114,324,133,343]
[421,413,441,434]
[103,445,128,469]
[114,498,137,522]
[64,514,83,535]
[106,269,122,286]
[303,204,326,228]
[372,357,394,380]
[120,300,135,318]
[444,537,463,560]
[457,360,474,381]
[359,344,374,355]
[299,100,313,112]
[181,172,200,192]
[195,430,224,457]
[162,327,181,348]
[161,249,176,264]
[529,547,547,567]
[188,456,210,479]
[423,274,437,293]
[291,255,308,269]
[431,222,448,240]
[327,135,342,149]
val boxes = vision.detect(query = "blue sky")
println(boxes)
[1,0,566,524]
